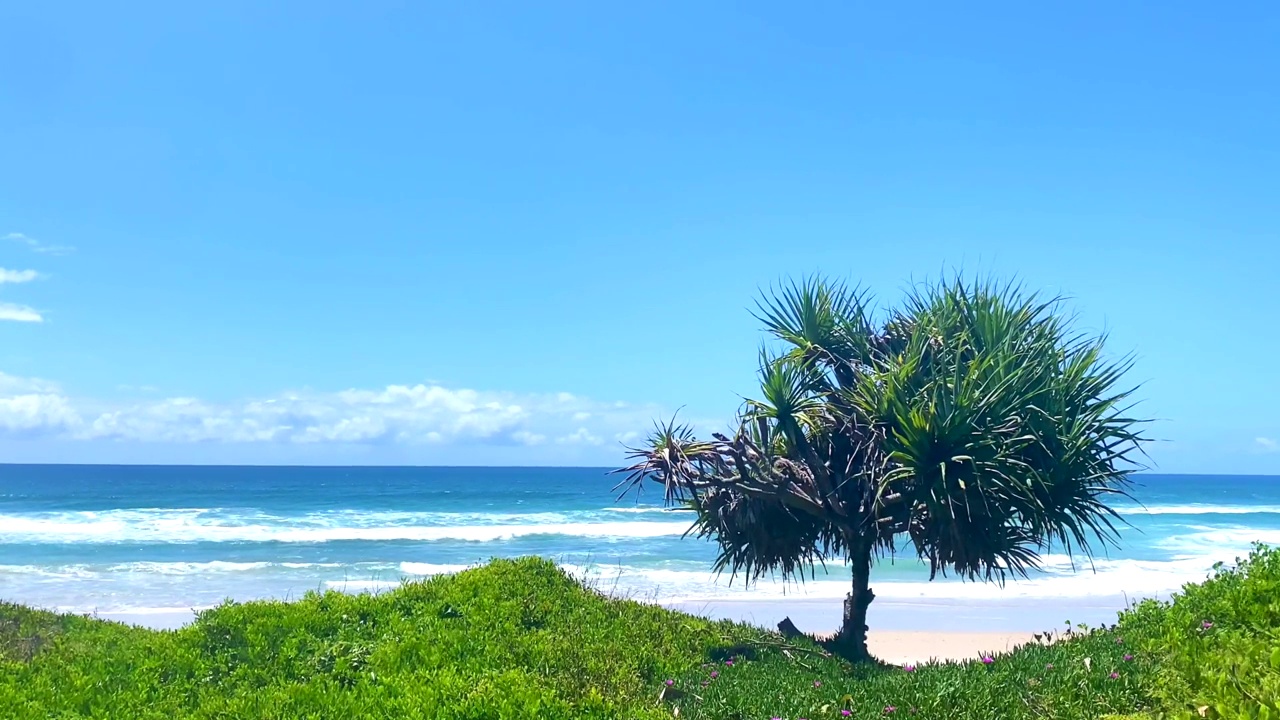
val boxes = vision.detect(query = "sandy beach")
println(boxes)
[867,630,1040,664]
[666,598,1060,663]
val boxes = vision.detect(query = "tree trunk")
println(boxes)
[836,540,875,663]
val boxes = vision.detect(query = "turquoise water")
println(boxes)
[3,465,1279,616]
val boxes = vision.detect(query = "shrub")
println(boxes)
[0,558,726,719]
[2,548,1280,719]
[1116,543,1280,719]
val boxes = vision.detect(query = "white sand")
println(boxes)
[868,629,1041,664]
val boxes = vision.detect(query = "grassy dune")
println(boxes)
[3,548,1279,719]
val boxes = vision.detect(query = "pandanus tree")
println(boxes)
[615,277,1147,663]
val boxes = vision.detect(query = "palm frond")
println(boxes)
[614,275,1149,594]
[753,276,875,388]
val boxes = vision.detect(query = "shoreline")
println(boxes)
[86,592,1144,630]
[92,610,1048,664]
[663,593,1142,634]
[866,630,1042,664]
[82,591,1143,664]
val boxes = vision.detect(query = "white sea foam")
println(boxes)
[602,507,694,514]
[398,562,476,575]
[6,498,1279,616]
[554,555,1221,603]
[0,565,100,579]
[0,549,1244,616]
[287,510,576,526]
[0,561,352,578]
[1115,504,1280,516]
[323,579,402,592]
[0,509,691,544]
[107,561,274,574]
[1155,526,1280,557]
[8,510,1258,605]
[78,605,217,616]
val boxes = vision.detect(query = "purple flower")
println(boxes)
[813,680,822,688]
[710,670,719,679]
[725,659,734,667]
[664,679,673,687]
[842,712,852,717]
[904,663,917,672]
[981,655,994,665]
[1109,671,1120,679]
[1202,621,1214,629]
[1123,654,1133,662]
[884,706,897,714]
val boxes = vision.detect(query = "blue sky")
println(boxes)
[1,1,1277,471]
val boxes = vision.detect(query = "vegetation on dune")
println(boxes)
[1119,545,1280,719]
[0,557,732,719]
[3,546,1280,719]
[617,276,1149,661]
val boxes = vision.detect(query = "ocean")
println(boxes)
[3,466,1280,631]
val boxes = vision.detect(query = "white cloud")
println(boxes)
[5,232,75,256]
[0,372,62,394]
[1257,437,1279,453]
[0,395,81,435]
[0,268,39,284]
[557,427,603,446]
[0,373,81,435]
[0,237,56,321]
[0,372,660,457]
[0,302,43,323]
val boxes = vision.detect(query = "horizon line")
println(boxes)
[0,462,1274,478]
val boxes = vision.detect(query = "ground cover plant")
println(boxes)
[1116,544,1280,719]
[2,547,1278,719]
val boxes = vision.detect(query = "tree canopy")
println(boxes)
[615,276,1148,661]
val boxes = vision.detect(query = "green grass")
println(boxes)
[2,548,1279,719]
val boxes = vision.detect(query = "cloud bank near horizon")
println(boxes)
[0,372,667,447]
[0,371,699,462]
[3,370,1271,472]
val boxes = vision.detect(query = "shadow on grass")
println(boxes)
[0,603,68,663]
